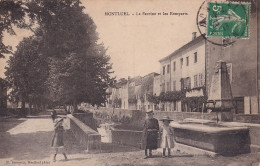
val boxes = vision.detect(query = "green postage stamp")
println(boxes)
[207,2,250,38]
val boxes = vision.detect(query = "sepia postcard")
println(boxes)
[0,0,259,166]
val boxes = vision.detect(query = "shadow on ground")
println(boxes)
[0,118,27,132]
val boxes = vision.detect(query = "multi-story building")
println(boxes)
[159,33,206,112]
[105,78,128,108]
[106,73,159,111]
[140,72,159,111]
[128,76,142,110]
[158,1,258,115]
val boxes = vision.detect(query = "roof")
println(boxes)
[143,72,160,78]
[159,35,204,63]
[130,76,142,86]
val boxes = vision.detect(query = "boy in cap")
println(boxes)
[143,109,159,159]
[159,116,174,157]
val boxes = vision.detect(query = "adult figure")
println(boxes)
[143,109,159,159]
[51,117,68,162]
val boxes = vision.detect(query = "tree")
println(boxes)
[4,0,114,113]
[5,36,49,114]
[0,0,28,58]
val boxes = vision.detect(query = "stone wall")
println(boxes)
[90,107,145,124]
[154,111,233,122]
[91,107,233,127]
[73,112,98,131]
[233,114,260,124]
[111,129,143,148]
[67,114,101,152]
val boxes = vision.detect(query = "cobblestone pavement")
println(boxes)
[0,115,260,166]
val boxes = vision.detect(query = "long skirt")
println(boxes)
[51,130,64,148]
[143,130,158,150]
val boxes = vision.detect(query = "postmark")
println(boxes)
[207,2,250,38]
[196,0,251,47]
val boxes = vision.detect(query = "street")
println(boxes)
[0,113,259,166]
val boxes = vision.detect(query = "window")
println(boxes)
[173,81,176,91]
[194,75,198,88]
[173,61,176,71]
[180,58,183,69]
[173,101,177,111]
[166,82,170,91]
[194,52,197,63]
[187,77,191,89]
[163,66,165,75]
[186,57,189,66]
[167,64,170,73]
[199,73,204,86]
[181,77,191,90]
[161,83,165,92]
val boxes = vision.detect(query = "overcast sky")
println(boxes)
[0,0,204,79]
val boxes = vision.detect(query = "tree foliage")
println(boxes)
[5,36,49,109]
[4,0,114,111]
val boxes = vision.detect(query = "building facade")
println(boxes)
[106,73,159,111]
[159,33,206,112]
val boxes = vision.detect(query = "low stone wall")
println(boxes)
[154,111,233,122]
[233,114,260,124]
[111,129,143,149]
[67,114,101,152]
[73,112,98,131]
[227,122,260,153]
[91,107,144,121]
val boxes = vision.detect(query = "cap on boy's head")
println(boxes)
[146,109,154,114]
[159,116,173,121]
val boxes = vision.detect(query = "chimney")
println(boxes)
[192,32,197,40]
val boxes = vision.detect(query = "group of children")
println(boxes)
[143,109,175,159]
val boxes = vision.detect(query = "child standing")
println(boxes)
[51,117,68,162]
[159,116,174,158]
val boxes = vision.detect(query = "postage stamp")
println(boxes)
[207,2,250,38]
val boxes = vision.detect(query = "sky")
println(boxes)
[0,0,204,79]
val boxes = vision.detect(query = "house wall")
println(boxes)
[171,40,206,91]
[121,83,128,109]
[159,37,206,112]
[160,60,171,93]
[206,12,258,114]
[153,75,161,96]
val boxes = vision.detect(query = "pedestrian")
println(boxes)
[51,110,57,122]
[51,117,68,162]
[159,116,174,158]
[143,109,159,159]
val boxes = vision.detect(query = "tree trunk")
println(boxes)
[73,100,77,113]
[21,98,26,117]
[28,102,32,115]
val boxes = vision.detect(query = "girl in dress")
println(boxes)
[159,116,174,158]
[51,117,68,162]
